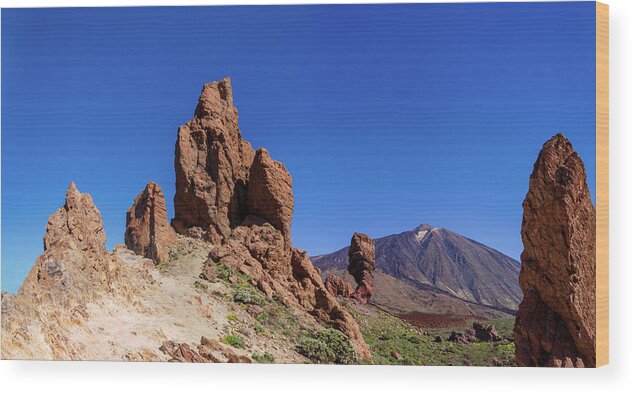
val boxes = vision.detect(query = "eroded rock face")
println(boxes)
[173,77,255,243]
[513,133,596,367]
[1,183,126,359]
[347,232,375,304]
[247,148,294,245]
[202,222,371,360]
[25,182,119,304]
[125,182,176,265]
[179,78,371,361]
[324,275,354,298]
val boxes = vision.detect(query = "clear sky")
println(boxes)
[1,2,597,293]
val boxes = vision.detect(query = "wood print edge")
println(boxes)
[595,0,609,368]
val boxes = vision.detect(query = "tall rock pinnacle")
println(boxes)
[125,181,176,265]
[179,78,371,361]
[513,134,596,367]
[347,232,375,304]
[173,77,255,243]
[247,148,294,245]
[19,182,119,305]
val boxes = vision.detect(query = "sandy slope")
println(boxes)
[1,235,305,363]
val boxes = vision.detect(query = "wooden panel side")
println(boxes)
[595,1,609,368]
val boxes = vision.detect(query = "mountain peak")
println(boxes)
[413,224,434,242]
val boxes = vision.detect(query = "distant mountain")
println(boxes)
[312,224,521,317]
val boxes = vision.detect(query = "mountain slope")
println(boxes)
[312,224,521,314]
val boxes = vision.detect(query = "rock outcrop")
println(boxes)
[1,183,128,359]
[125,181,176,265]
[347,232,375,303]
[324,275,354,298]
[247,148,294,245]
[447,329,477,344]
[21,182,120,304]
[177,78,371,361]
[472,322,502,342]
[203,222,371,360]
[173,77,255,243]
[513,133,596,368]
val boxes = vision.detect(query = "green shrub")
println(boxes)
[298,337,333,364]
[227,314,238,321]
[298,328,357,364]
[252,352,275,363]
[233,285,266,306]
[254,324,265,334]
[221,334,244,349]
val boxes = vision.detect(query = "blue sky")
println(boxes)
[2,3,597,293]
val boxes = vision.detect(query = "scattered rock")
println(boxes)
[447,329,477,344]
[434,335,443,343]
[125,182,176,265]
[324,275,354,298]
[347,232,375,304]
[472,322,502,342]
[159,340,208,362]
[390,351,402,361]
[513,134,596,368]
[247,304,264,317]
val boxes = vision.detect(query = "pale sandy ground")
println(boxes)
[1,235,305,363]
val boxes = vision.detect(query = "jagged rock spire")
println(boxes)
[514,133,596,367]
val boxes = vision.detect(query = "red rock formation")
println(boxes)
[125,181,176,265]
[324,275,354,298]
[173,77,255,243]
[204,222,372,361]
[247,148,294,245]
[472,322,502,342]
[513,133,596,367]
[21,182,120,305]
[178,78,372,361]
[347,232,375,304]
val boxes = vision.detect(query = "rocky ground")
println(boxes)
[1,234,308,363]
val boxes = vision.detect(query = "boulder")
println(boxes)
[447,329,477,344]
[347,232,375,303]
[472,322,502,342]
[124,181,176,265]
[513,134,596,367]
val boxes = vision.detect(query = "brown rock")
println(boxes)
[159,341,209,363]
[124,181,176,265]
[173,77,255,243]
[390,351,402,361]
[447,329,477,344]
[23,182,119,304]
[513,133,596,367]
[347,232,375,303]
[472,322,502,342]
[324,275,354,298]
[246,148,294,245]
[203,222,371,361]
[177,78,371,362]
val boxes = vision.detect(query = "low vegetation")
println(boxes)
[252,352,276,363]
[347,303,516,366]
[221,334,244,349]
[298,328,358,364]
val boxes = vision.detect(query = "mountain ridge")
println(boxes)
[312,224,521,316]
